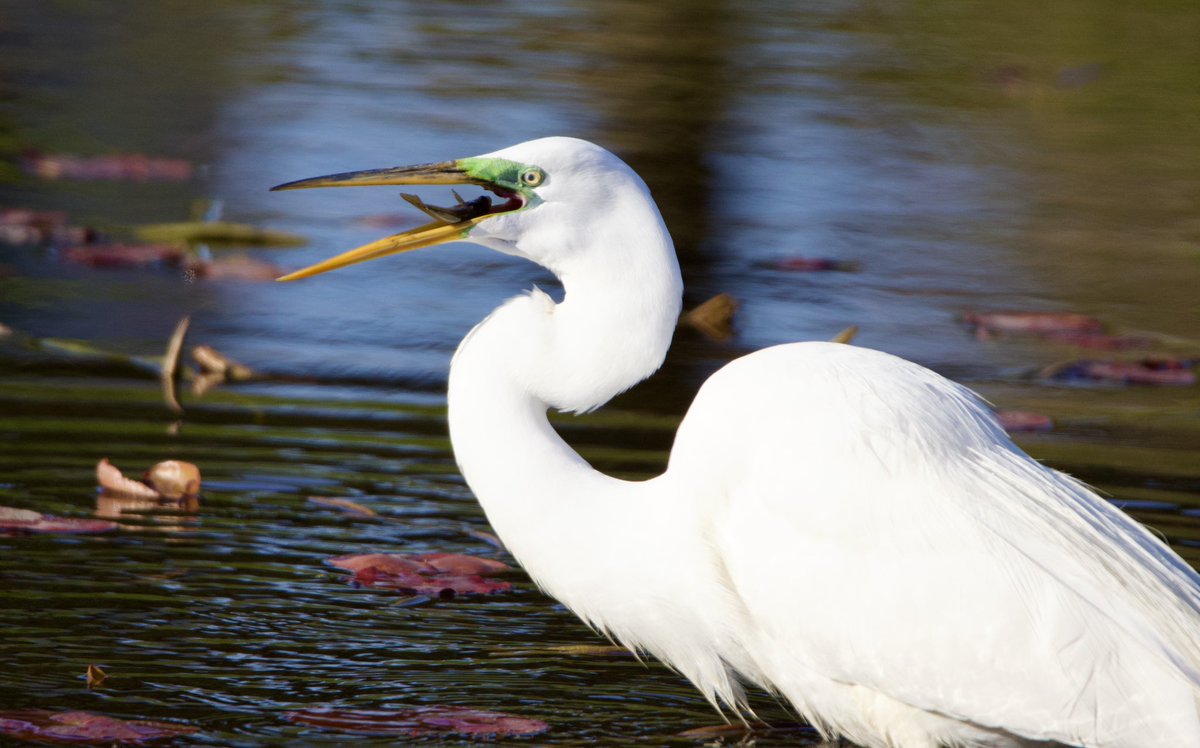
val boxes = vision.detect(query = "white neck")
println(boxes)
[445,223,756,709]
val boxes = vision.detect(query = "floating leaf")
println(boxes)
[192,345,255,380]
[96,459,161,501]
[62,244,185,269]
[160,316,189,414]
[0,208,95,246]
[286,706,548,738]
[0,505,117,536]
[1042,358,1196,386]
[0,709,196,744]
[21,152,194,182]
[187,255,284,282]
[308,497,377,518]
[537,644,631,657]
[143,461,201,500]
[995,411,1053,433]
[86,664,107,690]
[135,221,305,246]
[327,553,512,596]
[962,311,1104,338]
[680,293,738,341]
[830,324,859,344]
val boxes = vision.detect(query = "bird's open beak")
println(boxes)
[270,162,516,282]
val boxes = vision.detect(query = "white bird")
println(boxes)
[273,137,1200,748]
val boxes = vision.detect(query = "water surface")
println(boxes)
[1,1,1198,744]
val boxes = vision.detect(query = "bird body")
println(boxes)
[275,137,1200,747]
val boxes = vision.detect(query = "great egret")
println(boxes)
[273,137,1200,747]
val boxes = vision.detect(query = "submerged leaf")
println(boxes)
[286,706,548,738]
[0,709,196,744]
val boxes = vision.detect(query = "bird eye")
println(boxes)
[520,168,545,187]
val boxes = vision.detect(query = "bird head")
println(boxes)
[272,137,657,281]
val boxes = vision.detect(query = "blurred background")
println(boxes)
[0,1,1197,745]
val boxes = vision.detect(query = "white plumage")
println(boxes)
[278,137,1200,747]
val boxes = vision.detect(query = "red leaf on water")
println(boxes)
[1045,358,1196,386]
[418,552,512,576]
[286,706,548,738]
[63,245,185,269]
[0,505,117,536]
[765,256,857,272]
[327,553,512,596]
[995,411,1054,433]
[21,152,193,182]
[963,311,1104,337]
[0,709,196,744]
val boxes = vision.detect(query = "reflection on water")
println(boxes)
[1,0,1199,744]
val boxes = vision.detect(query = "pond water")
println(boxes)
[0,1,1198,745]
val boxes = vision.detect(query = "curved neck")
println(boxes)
[444,227,753,711]
[445,214,682,596]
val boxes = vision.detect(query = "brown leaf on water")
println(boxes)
[96,459,161,501]
[286,706,548,738]
[0,505,118,536]
[0,709,197,744]
[192,345,255,380]
[86,664,107,690]
[830,325,858,344]
[327,553,512,597]
[143,461,201,500]
[681,293,738,341]
[538,644,631,657]
[160,316,189,414]
[308,496,378,518]
[186,255,283,282]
